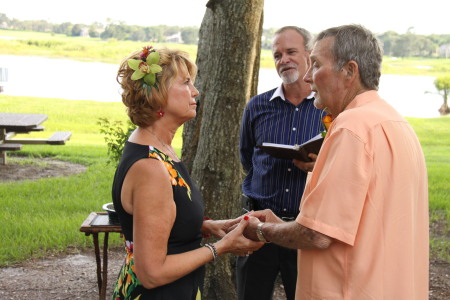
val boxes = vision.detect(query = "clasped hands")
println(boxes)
[202,209,282,257]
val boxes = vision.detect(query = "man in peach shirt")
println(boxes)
[243,24,429,299]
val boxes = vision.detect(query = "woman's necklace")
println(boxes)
[143,127,179,160]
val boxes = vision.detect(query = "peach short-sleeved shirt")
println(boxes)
[296,91,429,299]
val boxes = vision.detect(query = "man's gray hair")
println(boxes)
[315,24,383,90]
[274,26,313,51]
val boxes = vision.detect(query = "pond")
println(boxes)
[0,55,443,118]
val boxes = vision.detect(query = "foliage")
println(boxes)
[0,29,198,64]
[433,76,450,114]
[434,76,450,95]
[97,117,136,166]
[2,29,449,77]
[378,31,450,58]
[2,12,450,52]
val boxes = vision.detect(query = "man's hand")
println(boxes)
[293,153,317,173]
[248,209,283,223]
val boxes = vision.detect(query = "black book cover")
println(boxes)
[257,134,324,162]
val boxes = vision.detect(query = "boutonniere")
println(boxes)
[321,114,333,137]
[127,46,163,91]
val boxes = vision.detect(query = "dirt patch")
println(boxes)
[0,156,87,182]
[0,159,448,299]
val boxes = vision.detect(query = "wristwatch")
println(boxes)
[256,222,270,243]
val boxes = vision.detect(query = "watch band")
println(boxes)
[256,222,270,243]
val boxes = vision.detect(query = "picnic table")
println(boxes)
[0,112,72,164]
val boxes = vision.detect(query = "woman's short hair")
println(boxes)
[315,24,383,90]
[117,48,197,127]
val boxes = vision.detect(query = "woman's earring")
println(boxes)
[157,108,164,117]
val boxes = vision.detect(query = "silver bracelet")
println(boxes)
[256,222,270,243]
[204,243,218,261]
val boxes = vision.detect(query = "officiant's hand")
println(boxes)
[293,153,317,172]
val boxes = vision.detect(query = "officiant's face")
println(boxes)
[304,37,348,116]
[272,29,311,85]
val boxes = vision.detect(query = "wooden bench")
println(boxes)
[15,126,45,133]
[0,143,22,165]
[5,131,72,145]
[0,143,22,151]
[46,131,72,145]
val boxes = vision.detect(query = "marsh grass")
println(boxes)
[1,29,449,76]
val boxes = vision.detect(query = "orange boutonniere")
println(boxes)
[321,114,333,137]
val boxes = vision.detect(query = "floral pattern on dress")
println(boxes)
[112,240,142,300]
[148,146,192,200]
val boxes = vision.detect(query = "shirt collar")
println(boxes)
[269,84,285,101]
[269,84,315,102]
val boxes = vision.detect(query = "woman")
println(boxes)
[111,46,262,299]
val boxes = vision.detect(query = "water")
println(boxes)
[258,69,442,118]
[0,55,121,102]
[0,55,443,118]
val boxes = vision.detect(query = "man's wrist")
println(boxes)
[256,222,270,243]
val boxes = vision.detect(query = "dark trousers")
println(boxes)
[236,242,297,300]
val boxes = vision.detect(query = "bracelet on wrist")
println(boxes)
[256,222,270,243]
[204,243,218,261]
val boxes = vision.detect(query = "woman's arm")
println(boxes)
[122,158,262,289]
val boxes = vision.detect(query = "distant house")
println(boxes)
[165,32,183,44]
[80,28,90,37]
[439,44,450,58]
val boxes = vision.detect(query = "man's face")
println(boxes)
[304,37,347,116]
[272,29,310,85]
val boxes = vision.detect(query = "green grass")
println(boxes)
[0,95,448,266]
[382,57,450,78]
[1,29,449,76]
[0,29,198,64]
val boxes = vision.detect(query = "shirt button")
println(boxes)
[295,108,299,111]
[287,168,292,172]
[292,128,296,131]
[285,189,289,192]
[283,208,287,211]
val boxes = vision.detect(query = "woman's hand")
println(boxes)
[214,217,264,256]
[202,210,256,238]
[202,218,240,239]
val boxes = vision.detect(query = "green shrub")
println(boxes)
[97,117,136,165]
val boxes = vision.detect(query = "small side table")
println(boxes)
[80,212,122,300]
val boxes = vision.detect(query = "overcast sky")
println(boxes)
[1,0,448,35]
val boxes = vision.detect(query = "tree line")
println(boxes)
[1,13,449,58]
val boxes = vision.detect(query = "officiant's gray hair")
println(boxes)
[274,26,313,51]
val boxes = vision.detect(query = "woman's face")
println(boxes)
[165,72,199,123]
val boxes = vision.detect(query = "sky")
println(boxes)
[1,0,448,35]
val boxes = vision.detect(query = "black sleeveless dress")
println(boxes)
[111,141,205,300]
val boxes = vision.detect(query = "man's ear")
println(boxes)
[343,60,359,85]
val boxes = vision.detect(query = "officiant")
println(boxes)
[237,26,325,300]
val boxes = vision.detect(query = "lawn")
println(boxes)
[1,29,449,76]
[0,95,448,266]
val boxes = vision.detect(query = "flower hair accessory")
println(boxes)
[127,46,162,91]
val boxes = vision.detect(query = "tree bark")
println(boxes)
[182,0,264,298]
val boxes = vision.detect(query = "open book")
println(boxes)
[257,133,324,162]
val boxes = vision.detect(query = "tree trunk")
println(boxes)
[182,0,264,298]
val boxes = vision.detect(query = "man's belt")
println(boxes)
[241,194,297,221]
